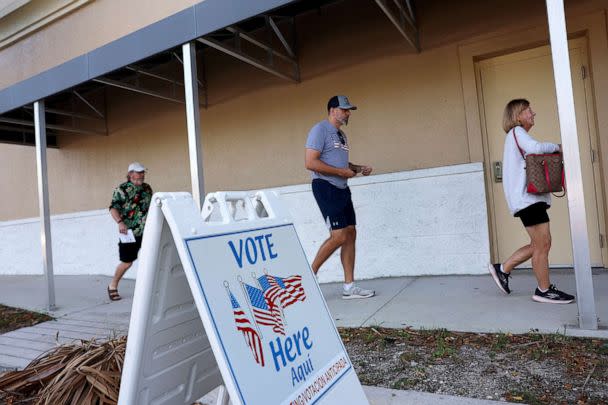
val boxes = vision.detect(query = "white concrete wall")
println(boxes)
[0,209,120,277]
[282,162,490,283]
[0,163,489,281]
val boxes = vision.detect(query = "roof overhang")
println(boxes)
[0,0,297,115]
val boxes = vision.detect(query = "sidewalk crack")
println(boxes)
[360,277,419,327]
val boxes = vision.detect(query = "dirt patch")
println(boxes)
[340,327,608,404]
[0,304,52,335]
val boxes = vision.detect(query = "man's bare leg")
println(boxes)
[339,226,356,283]
[311,228,349,275]
[110,261,132,290]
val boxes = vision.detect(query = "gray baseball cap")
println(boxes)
[327,95,357,111]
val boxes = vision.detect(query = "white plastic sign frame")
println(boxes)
[119,191,368,405]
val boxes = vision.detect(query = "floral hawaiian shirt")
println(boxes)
[109,181,153,237]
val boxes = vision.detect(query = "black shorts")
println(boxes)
[118,236,143,263]
[312,179,356,230]
[515,202,550,227]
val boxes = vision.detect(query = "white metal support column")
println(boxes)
[182,41,205,209]
[546,0,597,329]
[34,100,56,311]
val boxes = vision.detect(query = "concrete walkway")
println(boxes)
[0,275,134,370]
[327,269,608,337]
[1,270,607,404]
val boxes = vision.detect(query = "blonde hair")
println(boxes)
[502,99,530,133]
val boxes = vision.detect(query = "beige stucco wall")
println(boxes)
[2,0,608,221]
[0,0,200,89]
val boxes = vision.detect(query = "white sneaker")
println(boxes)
[342,285,375,300]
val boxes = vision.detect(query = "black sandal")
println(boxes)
[107,286,121,301]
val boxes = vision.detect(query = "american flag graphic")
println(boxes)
[229,290,264,367]
[243,283,285,335]
[258,274,307,309]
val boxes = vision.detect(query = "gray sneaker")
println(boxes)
[342,285,375,300]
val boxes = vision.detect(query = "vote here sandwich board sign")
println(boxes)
[119,191,368,405]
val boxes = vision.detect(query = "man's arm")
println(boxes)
[305,148,355,178]
[110,207,128,234]
[349,162,373,176]
[348,163,362,174]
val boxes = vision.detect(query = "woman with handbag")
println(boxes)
[488,98,575,304]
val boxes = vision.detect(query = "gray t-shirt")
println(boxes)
[305,119,349,189]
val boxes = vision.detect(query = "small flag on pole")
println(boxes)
[258,274,306,309]
[243,283,285,335]
[229,289,265,366]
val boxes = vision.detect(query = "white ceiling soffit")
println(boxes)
[0,0,30,19]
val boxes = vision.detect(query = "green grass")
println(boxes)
[432,338,456,358]
[491,333,510,351]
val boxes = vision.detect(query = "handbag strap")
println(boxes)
[511,127,526,160]
[553,158,567,197]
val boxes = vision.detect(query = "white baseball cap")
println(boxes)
[127,162,146,172]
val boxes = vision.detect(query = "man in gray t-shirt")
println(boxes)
[305,95,375,299]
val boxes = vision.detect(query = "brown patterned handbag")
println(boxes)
[512,128,565,195]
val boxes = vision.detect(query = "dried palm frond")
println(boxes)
[0,336,126,405]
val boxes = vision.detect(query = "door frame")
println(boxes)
[457,11,608,268]
[474,37,606,267]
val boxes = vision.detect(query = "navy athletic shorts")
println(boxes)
[118,236,143,263]
[312,178,356,230]
[515,202,550,227]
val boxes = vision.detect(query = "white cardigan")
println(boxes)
[502,126,560,216]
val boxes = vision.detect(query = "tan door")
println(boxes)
[477,39,606,267]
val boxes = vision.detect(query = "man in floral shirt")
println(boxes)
[107,162,153,301]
